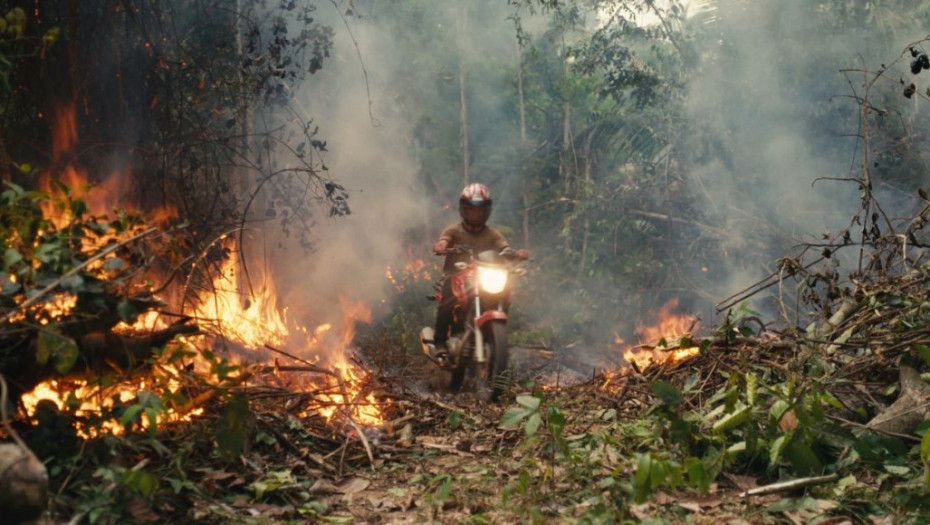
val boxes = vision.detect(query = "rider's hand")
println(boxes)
[433,239,449,255]
[515,249,530,260]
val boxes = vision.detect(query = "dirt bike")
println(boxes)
[420,246,526,401]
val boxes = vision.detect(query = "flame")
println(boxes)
[185,245,383,425]
[40,101,177,231]
[385,257,433,291]
[20,374,203,439]
[617,298,700,371]
[20,102,383,437]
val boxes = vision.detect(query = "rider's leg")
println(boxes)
[434,278,455,349]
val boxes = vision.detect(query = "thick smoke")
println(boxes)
[256,5,428,332]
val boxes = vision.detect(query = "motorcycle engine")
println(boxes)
[447,336,463,360]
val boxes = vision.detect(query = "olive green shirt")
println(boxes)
[439,223,509,275]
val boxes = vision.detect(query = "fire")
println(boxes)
[617,298,701,371]
[39,101,177,232]
[385,257,433,291]
[19,375,204,439]
[19,102,383,437]
[184,245,383,425]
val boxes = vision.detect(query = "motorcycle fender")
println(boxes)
[451,270,472,305]
[475,310,507,329]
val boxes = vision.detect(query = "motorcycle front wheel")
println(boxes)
[473,321,510,402]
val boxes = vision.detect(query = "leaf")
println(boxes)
[713,404,750,433]
[216,394,251,458]
[784,440,822,475]
[60,275,84,292]
[633,453,652,503]
[650,380,682,407]
[770,434,789,466]
[684,457,711,494]
[103,257,125,271]
[122,469,159,498]
[3,248,23,268]
[37,330,79,373]
[448,410,462,430]
[917,345,930,368]
[547,406,565,439]
[525,412,541,437]
[117,300,139,324]
[120,404,144,427]
[516,395,541,411]
[499,407,530,428]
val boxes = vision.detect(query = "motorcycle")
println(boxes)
[420,246,526,401]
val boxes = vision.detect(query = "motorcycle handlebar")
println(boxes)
[434,245,528,261]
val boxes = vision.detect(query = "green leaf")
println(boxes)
[448,410,462,430]
[116,300,139,324]
[516,395,541,411]
[103,257,125,271]
[650,380,682,407]
[60,275,84,292]
[120,404,144,427]
[216,394,251,458]
[713,404,750,433]
[684,457,710,494]
[917,345,930,368]
[122,469,159,498]
[770,434,789,466]
[500,407,529,428]
[633,453,652,503]
[37,330,79,373]
[525,412,541,437]
[784,441,821,475]
[3,248,23,268]
[546,406,565,439]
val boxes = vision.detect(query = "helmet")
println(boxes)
[459,183,492,229]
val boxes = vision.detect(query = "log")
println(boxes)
[0,443,48,524]
[866,364,930,435]
[0,374,48,524]
[77,322,201,368]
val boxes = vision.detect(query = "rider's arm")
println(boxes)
[433,225,457,254]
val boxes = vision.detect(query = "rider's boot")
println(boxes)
[420,327,448,364]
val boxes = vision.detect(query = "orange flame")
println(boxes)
[20,103,382,434]
[617,298,700,371]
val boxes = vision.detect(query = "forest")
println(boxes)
[2,0,930,523]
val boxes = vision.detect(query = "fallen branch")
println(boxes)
[740,473,839,498]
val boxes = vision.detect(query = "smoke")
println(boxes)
[246,0,930,366]
[683,0,929,317]
[256,4,427,329]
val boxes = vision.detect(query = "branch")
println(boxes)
[739,473,839,498]
[0,227,158,326]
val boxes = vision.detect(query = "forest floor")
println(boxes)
[29,339,922,524]
[298,349,839,525]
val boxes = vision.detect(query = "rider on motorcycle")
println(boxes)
[423,183,529,360]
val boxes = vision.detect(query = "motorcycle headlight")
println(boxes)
[478,266,508,294]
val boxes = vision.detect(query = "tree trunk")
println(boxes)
[560,46,576,255]
[576,135,592,280]
[457,0,469,185]
[516,34,530,251]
